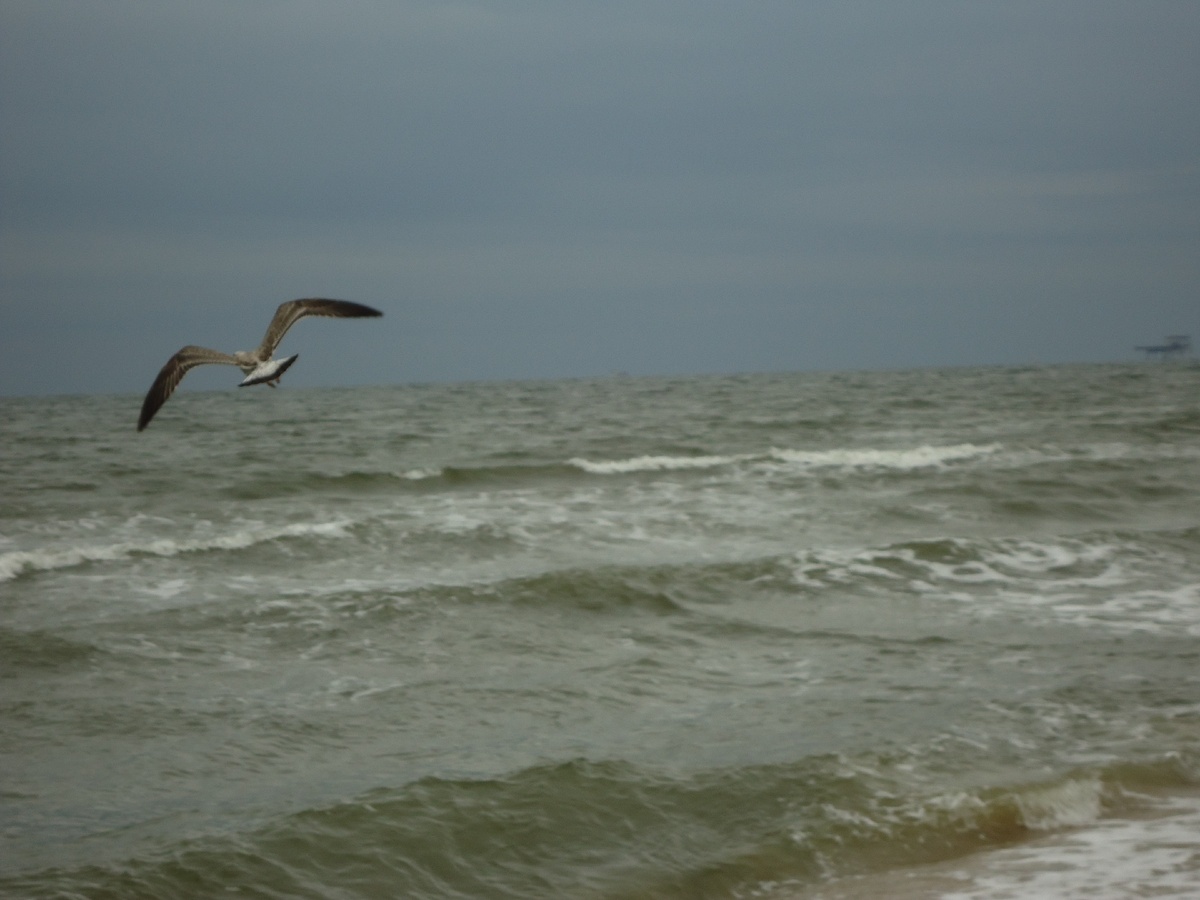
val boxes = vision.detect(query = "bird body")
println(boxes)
[239,354,299,387]
[137,298,382,431]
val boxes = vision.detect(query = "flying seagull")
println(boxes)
[137,298,383,431]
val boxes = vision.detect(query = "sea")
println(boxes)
[2,362,1198,899]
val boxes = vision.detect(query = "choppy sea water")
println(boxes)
[1,363,1198,899]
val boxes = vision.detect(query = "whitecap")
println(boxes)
[0,518,355,582]
[568,454,744,474]
[400,468,440,480]
[768,442,1000,471]
[1014,776,1104,831]
[569,443,998,477]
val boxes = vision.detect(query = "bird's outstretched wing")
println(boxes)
[257,298,383,357]
[138,345,241,431]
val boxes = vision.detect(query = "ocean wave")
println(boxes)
[0,518,354,582]
[221,468,430,499]
[447,566,691,615]
[931,800,1200,900]
[222,442,1005,490]
[790,530,1200,634]
[223,465,585,498]
[767,442,1000,470]
[568,442,1000,476]
[6,754,1194,900]
[807,763,1200,900]
[802,534,1130,584]
[569,453,745,474]
[1011,774,1105,831]
[0,627,99,672]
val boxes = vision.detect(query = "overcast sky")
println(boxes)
[2,1,1197,398]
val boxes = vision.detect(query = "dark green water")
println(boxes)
[2,364,1198,898]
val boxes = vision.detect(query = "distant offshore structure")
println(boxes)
[1135,335,1191,360]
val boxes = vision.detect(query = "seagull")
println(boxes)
[137,298,383,431]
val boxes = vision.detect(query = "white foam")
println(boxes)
[799,797,1200,900]
[568,443,998,477]
[980,540,1119,579]
[1071,583,1200,636]
[142,578,189,600]
[400,468,440,480]
[569,453,744,474]
[1013,776,1104,831]
[0,519,354,582]
[768,443,999,471]
[791,533,1200,636]
[939,797,1200,900]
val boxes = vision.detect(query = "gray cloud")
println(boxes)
[2,1,1198,396]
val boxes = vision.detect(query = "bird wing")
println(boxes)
[137,345,241,431]
[257,298,383,357]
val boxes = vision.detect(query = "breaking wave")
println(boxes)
[4,753,1193,900]
[0,518,355,582]
[570,442,999,475]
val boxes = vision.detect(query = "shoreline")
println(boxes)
[784,794,1200,900]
